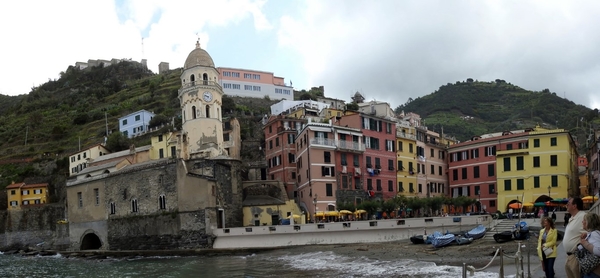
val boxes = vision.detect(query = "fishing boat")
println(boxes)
[425,231,442,244]
[431,233,456,248]
[410,235,426,244]
[513,221,529,240]
[465,224,486,240]
[493,231,513,243]
[455,236,474,245]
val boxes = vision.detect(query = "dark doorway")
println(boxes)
[271,214,279,225]
[80,233,102,250]
[217,209,224,229]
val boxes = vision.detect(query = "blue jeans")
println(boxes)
[584,272,600,278]
[543,257,555,278]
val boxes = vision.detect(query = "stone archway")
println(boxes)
[80,230,102,250]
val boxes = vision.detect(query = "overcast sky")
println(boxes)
[1,0,599,110]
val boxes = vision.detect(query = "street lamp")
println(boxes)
[313,194,318,224]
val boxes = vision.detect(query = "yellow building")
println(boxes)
[242,200,305,226]
[6,182,49,210]
[396,121,418,197]
[496,127,578,209]
[150,131,179,159]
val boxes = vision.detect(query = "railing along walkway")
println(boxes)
[462,237,535,278]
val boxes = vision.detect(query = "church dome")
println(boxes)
[184,40,215,69]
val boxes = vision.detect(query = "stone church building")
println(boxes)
[66,40,243,251]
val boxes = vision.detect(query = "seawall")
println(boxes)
[213,215,491,249]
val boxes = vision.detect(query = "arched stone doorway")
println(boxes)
[80,231,102,250]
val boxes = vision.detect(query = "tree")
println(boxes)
[381,199,397,218]
[222,95,235,113]
[148,114,169,129]
[345,102,359,111]
[299,93,315,101]
[106,132,131,152]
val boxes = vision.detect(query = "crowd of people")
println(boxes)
[538,197,600,278]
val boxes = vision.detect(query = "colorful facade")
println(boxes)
[217,67,293,100]
[6,182,49,210]
[396,120,418,197]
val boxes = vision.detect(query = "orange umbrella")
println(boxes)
[509,203,522,209]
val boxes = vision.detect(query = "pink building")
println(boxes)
[339,113,397,200]
[217,67,293,100]
[263,115,306,199]
[448,130,531,213]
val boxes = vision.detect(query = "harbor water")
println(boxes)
[0,248,510,278]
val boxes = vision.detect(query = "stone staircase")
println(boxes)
[482,218,542,242]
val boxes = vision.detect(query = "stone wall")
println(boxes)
[0,205,70,251]
[213,159,243,228]
[107,211,211,250]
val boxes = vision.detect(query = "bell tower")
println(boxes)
[178,40,225,160]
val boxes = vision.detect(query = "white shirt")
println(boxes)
[563,211,586,253]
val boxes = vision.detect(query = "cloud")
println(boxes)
[0,0,271,96]
[277,0,600,110]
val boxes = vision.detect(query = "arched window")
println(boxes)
[190,74,195,85]
[192,106,197,119]
[131,199,138,213]
[206,105,210,118]
[203,73,208,85]
[110,201,116,215]
[159,195,166,210]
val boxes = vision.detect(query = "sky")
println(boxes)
[1,0,600,111]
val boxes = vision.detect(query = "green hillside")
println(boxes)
[394,79,600,149]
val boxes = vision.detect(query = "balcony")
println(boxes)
[336,140,365,152]
[178,81,223,97]
[397,131,416,140]
[310,138,336,148]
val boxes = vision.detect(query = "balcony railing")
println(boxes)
[310,138,336,147]
[178,81,223,96]
[336,140,365,152]
[397,132,416,140]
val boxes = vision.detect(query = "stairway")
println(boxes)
[482,218,540,242]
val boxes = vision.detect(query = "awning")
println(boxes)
[583,196,598,203]
[354,209,367,214]
[339,210,353,214]
[509,203,522,209]
[522,202,534,207]
[534,202,547,207]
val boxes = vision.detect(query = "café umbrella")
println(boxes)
[508,203,523,209]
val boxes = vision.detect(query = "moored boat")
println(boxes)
[493,231,513,243]
[410,235,425,244]
[431,233,456,248]
[465,224,486,240]
[455,236,474,245]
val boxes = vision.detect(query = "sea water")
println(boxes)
[0,249,512,278]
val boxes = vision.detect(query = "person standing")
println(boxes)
[509,207,513,220]
[551,210,557,222]
[538,217,558,278]
[578,212,600,278]
[563,197,586,278]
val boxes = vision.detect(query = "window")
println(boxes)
[10,190,15,195]
[550,137,557,146]
[77,192,83,208]
[131,199,138,212]
[506,143,512,150]
[122,119,127,125]
[388,159,394,171]
[474,166,480,178]
[398,141,403,151]
[504,180,511,191]
[489,183,495,194]
[244,73,252,79]
[398,182,404,192]
[375,158,381,168]
[488,164,495,176]
[438,166,442,176]
[475,185,480,196]
[253,86,261,91]
[135,115,140,121]
[353,154,359,167]
[321,166,334,176]
[409,183,414,193]
[533,138,540,147]
[398,160,404,171]
[232,84,240,89]
[171,146,176,158]
[490,200,496,208]
[418,183,422,193]
[550,155,557,166]
[376,179,382,191]
[34,189,42,194]
[430,165,434,175]
[342,176,349,189]
[158,135,163,142]
[94,188,100,205]
[10,201,17,207]
[325,183,333,196]
[324,152,331,163]
[534,176,540,188]
[275,137,279,147]
[453,169,458,181]
[244,85,252,90]
[551,175,558,187]
[386,123,392,134]
[388,180,393,192]
[503,157,511,171]
[159,195,166,210]
[159,149,164,159]
[517,179,524,190]
[516,156,524,170]
[409,143,413,153]
[223,83,232,89]
[367,179,373,190]
[533,156,540,167]
[462,168,467,179]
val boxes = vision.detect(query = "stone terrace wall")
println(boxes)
[0,205,70,250]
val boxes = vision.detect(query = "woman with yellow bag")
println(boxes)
[538,217,557,278]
